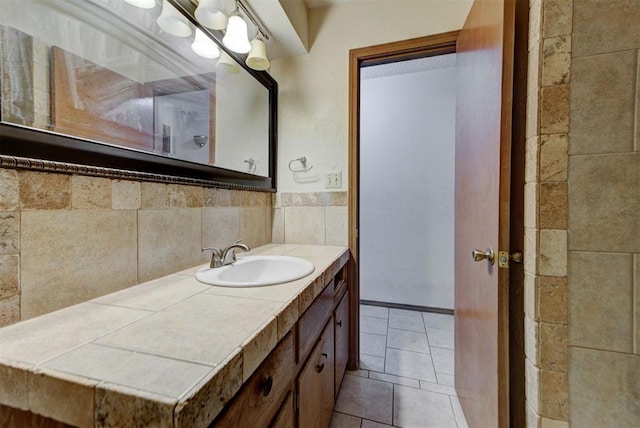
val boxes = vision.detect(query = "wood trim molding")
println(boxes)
[347,31,460,370]
[351,31,460,66]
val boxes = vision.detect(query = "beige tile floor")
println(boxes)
[331,305,468,428]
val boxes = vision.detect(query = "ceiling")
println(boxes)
[243,0,394,60]
[360,53,457,80]
[303,0,353,8]
[244,0,382,60]
[243,0,309,59]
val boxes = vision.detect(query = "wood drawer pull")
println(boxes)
[261,376,273,397]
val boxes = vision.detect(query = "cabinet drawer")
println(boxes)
[298,280,334,361]
[214,332,295,427]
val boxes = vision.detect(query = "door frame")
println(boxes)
[347,31,460,370]
[347,28,526,425]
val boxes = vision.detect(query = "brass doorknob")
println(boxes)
[472,248,495,265]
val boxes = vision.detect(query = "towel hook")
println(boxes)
[288,156,313,173]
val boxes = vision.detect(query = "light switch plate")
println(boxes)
[325,171,342,189]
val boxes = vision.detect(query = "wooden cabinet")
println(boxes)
[298,319,335,428]
[334,290,349,397]
[298,280,334,361]
[213,264,349,428]
[271,392,295,428]
[214,333,295,427]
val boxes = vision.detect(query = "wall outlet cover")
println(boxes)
[325,171,342,189]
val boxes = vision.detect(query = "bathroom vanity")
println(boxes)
[0,244,350,427]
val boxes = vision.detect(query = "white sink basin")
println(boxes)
[195,255,315,287]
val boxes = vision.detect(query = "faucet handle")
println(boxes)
[221,240,251,266]
[202,247,222,268]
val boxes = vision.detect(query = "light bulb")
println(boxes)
[192,29,221,59]
[195,0,228,30]
[222,15,251,54]
[217,51,240,74]
[157,0,192,37]
[124,0,156,8]
[246,38,270,71]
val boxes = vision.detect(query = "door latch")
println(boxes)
[498,251,523,268]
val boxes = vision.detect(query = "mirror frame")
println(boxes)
[0,0,277,191]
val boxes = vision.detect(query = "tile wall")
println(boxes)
[272,192,348,247]
[0,168,272,325]
[566,0,639,425]
[525,0,571,424]
[526,0,640,426]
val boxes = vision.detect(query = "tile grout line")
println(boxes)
[424,312,440,385]
[356,305,459,425]
[391,382,395,427]
[449,395,461,428]
[634,254,638,355]
[383,307,390,375]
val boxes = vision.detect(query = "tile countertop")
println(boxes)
[0,244,349,427]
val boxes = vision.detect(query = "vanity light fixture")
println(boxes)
[192,28,221,59]
[222,12,251,54]
[235,1,271,71]
[217,51,240,74]
[246,35,270,70]
[124,0,156,8]
[157,0,192,37]
[195,0,228,30]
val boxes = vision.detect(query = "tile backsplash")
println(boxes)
[0,168,272,324]
[272,191,348,246]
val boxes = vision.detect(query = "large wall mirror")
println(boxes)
[0,0,277,190]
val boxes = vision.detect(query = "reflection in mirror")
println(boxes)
[0,0,270,178]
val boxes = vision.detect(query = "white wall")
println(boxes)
[270,0,472,193]
[359,61,456,309]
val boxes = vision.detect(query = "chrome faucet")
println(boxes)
[221,240,250,265]
[202,240,250,269]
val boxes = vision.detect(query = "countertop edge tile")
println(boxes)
[299,278,318,314]
[28,367,98,428]
[174,347,243,428]
[0,360,31,410]
[276,296,300,342]
[241,315,278,382]
[95,381,178,428]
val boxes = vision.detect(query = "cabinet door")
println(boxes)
[215,333,295,427]
[298,319,335,428]
[271,392,295,428]
[334,291,349,397]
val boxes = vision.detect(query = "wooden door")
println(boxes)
[454,0,515,426]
